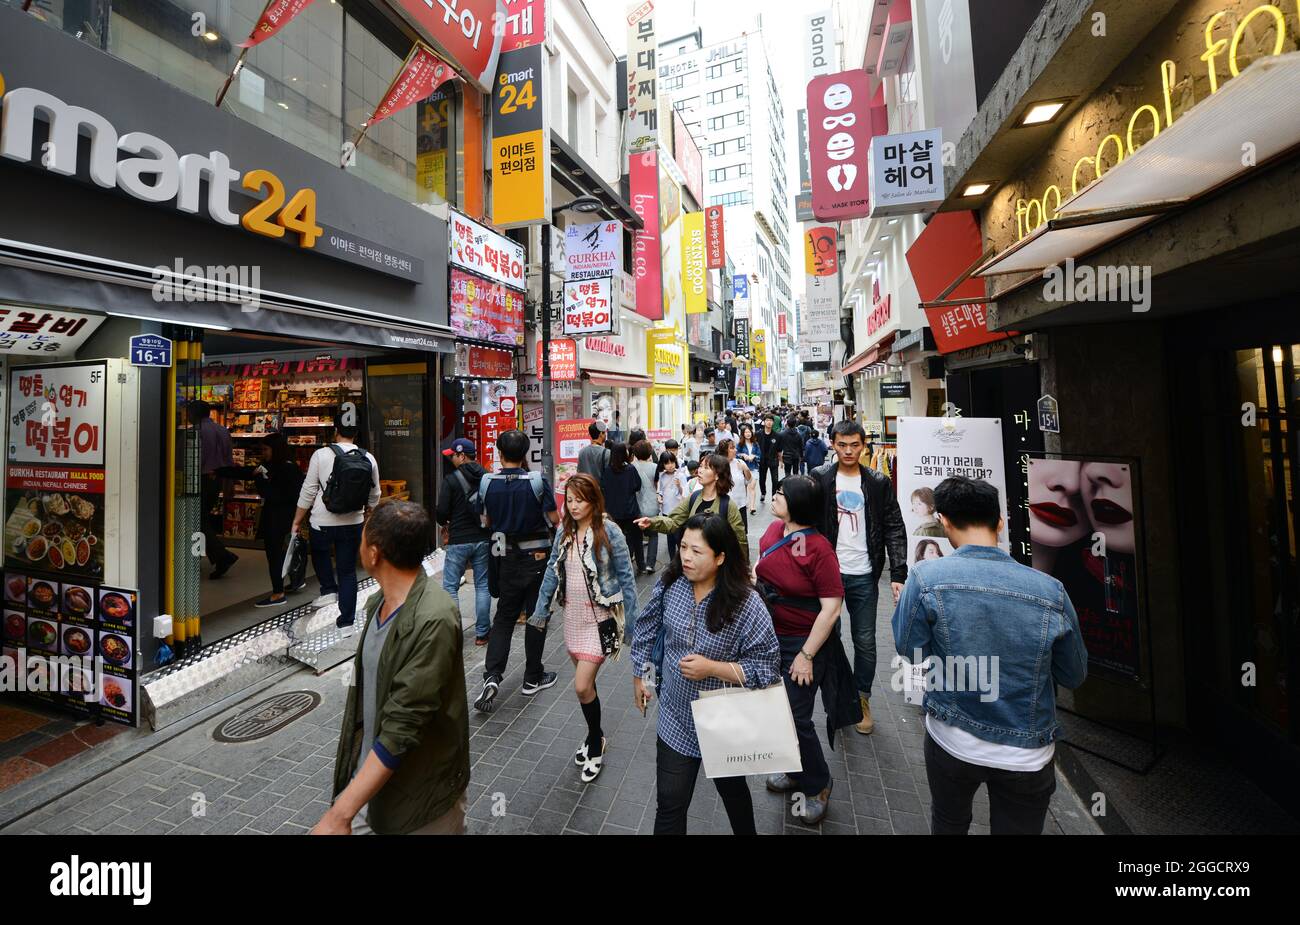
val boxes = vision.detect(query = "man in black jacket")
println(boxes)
[436,439,492,645]
[778,414,805,482]
[757,415,781,501]
[811,419,908,735]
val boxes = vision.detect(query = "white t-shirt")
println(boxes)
[297,442,381,529]
[926,714,1054,772]
[835,469,872,575]
[728,459,749,507]
[658,469,688,514]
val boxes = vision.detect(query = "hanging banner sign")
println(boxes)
[734,318,750,358]
[705,205,725,269]
[732,273,750,321]
[449,269,526,345]
[8,363,106,466]
[392,0,505,93]
[807,69,886,221]
[449,210,526,288]
[564,220,623,280]
[0,309,103,357]
[491,43,549,227]
[777,313,787,338]
[805,276,839,341]
[870,128,943,216]
[562,278,616,336]
[625,1,658,154]
[804,225,838,276]
[367,44,458,126]
[238,0,316,49]
[454,343,515,379]
[682,211,707,315]
[630,150,663,320]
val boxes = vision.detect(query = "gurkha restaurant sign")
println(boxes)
[987,0,1300,253]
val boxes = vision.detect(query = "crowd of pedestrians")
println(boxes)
[268,403,1090,836]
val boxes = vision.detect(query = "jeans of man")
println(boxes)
[841,571,880,697]
[309,523,364,625]
[484,548,548,684]
[654,737,755,835]
[760,458,781,498]
[442,541,492,640]
[778,634,831,798]
[924,732,1056,834]
[645,531,659,570]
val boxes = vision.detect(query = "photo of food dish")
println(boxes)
[4,610,25,641]
[62,626,92,656]
[5,574,26,605]
[99,632,131,665]
[101,677,132,713]
[27,617,57,650]
[99,591,135,624]
[63,585,93,615]
[4,485,106,579]
[28,580,57,610]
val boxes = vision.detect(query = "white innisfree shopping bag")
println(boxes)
[691,683,802,779]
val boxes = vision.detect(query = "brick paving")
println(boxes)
[0,505,1097,835]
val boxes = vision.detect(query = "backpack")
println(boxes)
[479,470,546,507]
[688,490,730,519]
[322,445,374,514]
[451,469,478,508]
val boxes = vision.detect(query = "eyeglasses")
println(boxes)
[773,489,784,498]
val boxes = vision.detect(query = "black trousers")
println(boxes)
[484,549,548,683]
[759,458,781,498]
[199,474,233,568]
[654,737,755,835]
[924,731,1056,834]
[781,454,801,482]
[263,526,290,595]
[614,517,645,571]
[778,634,831,797]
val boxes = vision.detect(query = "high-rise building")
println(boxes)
[658,27,792,401]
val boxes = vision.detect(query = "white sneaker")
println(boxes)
[310,593,338,609]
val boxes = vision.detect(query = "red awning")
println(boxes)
[842,332,896,376]
[905,210,1011,354]
[583,371,655,389]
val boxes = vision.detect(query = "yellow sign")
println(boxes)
[491,45,549,227]
[682,212,707,315]
[647,328,686,388]
[752,329,768,384]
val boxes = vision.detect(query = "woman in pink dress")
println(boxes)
[530,474,639,782]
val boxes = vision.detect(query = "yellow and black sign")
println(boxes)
[492,44,549,228]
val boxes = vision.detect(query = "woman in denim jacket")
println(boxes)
[529,474,639,782]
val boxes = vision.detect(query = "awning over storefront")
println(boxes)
[842,332,897,376]
[974,53,1300,279]
[906,211,1010,355]
[583,371,654,390]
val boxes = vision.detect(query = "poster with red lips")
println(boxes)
[1028,457,1142,680]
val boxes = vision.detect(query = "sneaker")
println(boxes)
[765,772,800,794]
[335,616,355,633]
[254,596,289,608]
[287,582,308,593]
[855,694,874,735]
[580,737,607,783]
[474,636,489,647]
[210,554,239,579]
[520,672,558,697]
[792,781,833,827]
[310,593,338,610]
[474,677,501,713]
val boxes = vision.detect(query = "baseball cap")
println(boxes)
[442,438,476,457]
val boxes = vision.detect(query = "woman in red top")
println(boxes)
[755,474,846,826]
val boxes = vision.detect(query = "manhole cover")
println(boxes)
[213,690,322,743]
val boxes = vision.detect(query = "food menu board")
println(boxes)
[1,573,137,726]
[449,269,526,346]
[4,465,105,580]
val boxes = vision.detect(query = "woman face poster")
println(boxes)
[1028,457,1141,678]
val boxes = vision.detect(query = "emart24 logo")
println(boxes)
[0,70,321,247]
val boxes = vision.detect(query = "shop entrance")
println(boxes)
[171,332,432,654]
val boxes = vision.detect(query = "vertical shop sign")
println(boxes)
[537,337,578,379]
[869,128,943,216]
[630,150,663,320]
[673,109,704,205]
[807,69,885,221]
[499,0,548,51]
[625,2,658,154]
[752,330,768,384]
[705,205,725,269]
[562,278,616,336]
[491,43,549,227]
[682,212,706,315]
[733,318,750,358]
[804,225,838,276]
[732,273,750,321]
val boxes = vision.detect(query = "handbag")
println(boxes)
[281,534,309,587]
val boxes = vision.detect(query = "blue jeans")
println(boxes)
[309,523,363,624]
[442,541,492,639]
[842,571,880,697]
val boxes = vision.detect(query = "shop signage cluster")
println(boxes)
[682,212,707,314]
[491,42,550,227]
[705,206,725,268]
[449,269,526,345]
[562,278,616,336]
[630,151,664,320]
[0,309,103,357]
[869,129,943,215]
[625,1,659,154]
[564,221,622,280]
[464,379,517,470]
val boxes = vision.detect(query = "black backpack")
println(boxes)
[322,445,374,514]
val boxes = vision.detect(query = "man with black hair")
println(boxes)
[778,414,805,481]
[757,415,780,502]
[700,427,718,458]
[810,418,908,735]
[578,420,611,478]
[892,477,1088,835]
[474,429,561,713]
[293,415,381,629]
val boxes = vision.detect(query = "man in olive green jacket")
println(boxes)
[315,501,470,835]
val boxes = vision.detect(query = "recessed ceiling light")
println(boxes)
[887,218,899,225]
[203,30,219,42]
[961,182,992,197]
[879,235,892,241]
[277,102,289,109]
[1019,99,1070,126]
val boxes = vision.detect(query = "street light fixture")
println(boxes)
[540,195,605,484]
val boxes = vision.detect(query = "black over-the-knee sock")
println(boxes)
[580,692,603,756]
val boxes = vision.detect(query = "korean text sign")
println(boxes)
[0,308,103,357]
[8,363,106,466]
[562,278,616,336]
[449,269,525,345]
[448,210,527,288]
[391,0,505,93]
[705,206,724,269]
[625,2,658,153]
[869,128,943,216]
[491,43,549,226]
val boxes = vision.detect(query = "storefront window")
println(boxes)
[4,0,110,48]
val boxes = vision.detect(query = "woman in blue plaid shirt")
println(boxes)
[630,514,780,834]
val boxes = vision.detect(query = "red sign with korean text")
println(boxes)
[238,0,315,48]
[630,150,663,320]
[391,0,505,92]
[905,210,1011,354]
[0,308,103,356]
[705,205,725,269]
[465,345,515,379]
[499,0,547,51]
[807,70,887,221]
[8,364,106,466]
[367,45,458,126]
[536,337,578,380]
[449,269,526,345]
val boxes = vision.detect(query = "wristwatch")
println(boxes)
[800,648,815,661]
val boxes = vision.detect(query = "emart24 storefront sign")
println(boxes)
[0,60,421,282]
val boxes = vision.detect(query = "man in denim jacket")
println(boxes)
[892,476,1088,835]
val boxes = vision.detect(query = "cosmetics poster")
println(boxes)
[1028,457,1142,680]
